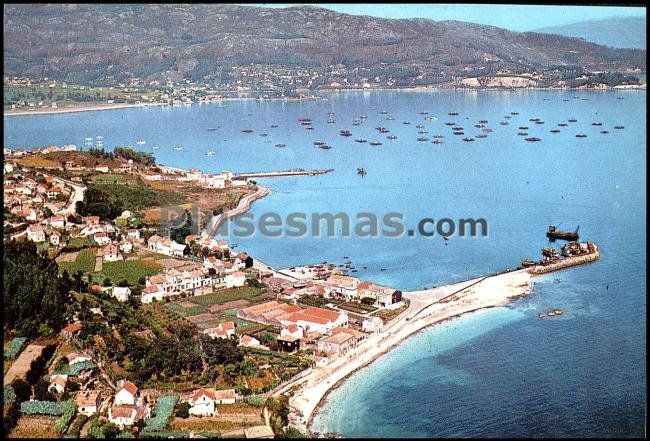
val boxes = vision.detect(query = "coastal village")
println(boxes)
[3,145,408,438]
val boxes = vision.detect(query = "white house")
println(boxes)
[112,287,132,302]
[93,232,111,246]
[119,241,133,254]
[98,244,122,262]
[50,230,61,246]
[239,335,266,349]
[126,229,140,240]
[141,284,164,304]
[203,321,236,339]
[48,374,68,394]
[27,225,46,243]
[67,352,92,365]
[50,215,66,230]
[188,388,217,417]
[114,380,138,406]
[108,405,137,427]
[225,271,246,289]
[213,389,236,405]
[75,390,102,416]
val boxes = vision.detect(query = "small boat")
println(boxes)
[432,140,443,144]
[529,118,540,122]
[600,130,609,134]
[614,125,625,129]
[504,115,512,119]
[339,130,352,136]
[403,121,411,125]
[386,116,395,120]
[534,121,545,124]
[300,121,312,126]
[380,267,387,271]
[510,112,519,115]
[417,137,429,142]
[369,141,382,146]
[275,143,286,148]
[462,137,475,142]
[453,131,464,135]
[558,123,568,127]
[305,127,314,130]
[568,118,578,122]
[575,133,587,138]
[327,119,335,124]
[355,138,367,143]
[207,127,218,131]
[313,141,326,146]
[380,110,388,114]
[448,111,459,116]
[476,134,488,138]
[519,126,529,130]
[152,146,160,150]
[260,133,268,137]
[270,124,278,128]
[445,122,456,126]
[84,137,93,141]
[242,129,253,133]
[420,111,429,115]
[525,137,541,142]
[550,129,560,133]
[360,115,367,119]
[591,122,602,126]
[418,130,428,134]
[298,118,312,122]
[479,120,488,124]
[547,225,579,241]
[173,146,183,151]
[474,124,485,128]
[318,144,332,150]
[387,135,397,140]
[500,121,509,125]
[327,112,335,116]
[416,124,424,128]
[378,128,390,133]
[352,120,361,125]
[482,128,493,133]
[357,167,367,176]
[206,151,216,156]
[432,134,444,139]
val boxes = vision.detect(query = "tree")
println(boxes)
[102,277,112,287]
[238,358,257,376]
[200,335,244,366]
[118,279,129,287]
[176,402,190,418]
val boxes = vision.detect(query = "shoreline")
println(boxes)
[274,269,537,435]
[5,84,645,117]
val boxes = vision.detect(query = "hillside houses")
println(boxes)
[147,235,187,257]
[141,265,222,303]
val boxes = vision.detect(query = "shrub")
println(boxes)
[54,399,76,434]
[143,395,178,432]
[4,337,27,359]
[20,400,67,415]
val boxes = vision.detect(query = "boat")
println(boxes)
[327,112,335,116]
[448,111,459,116]
[260,133,268,137]
[318,144,332,150]
[152,146,160,150]
[591,122,603,126]
[327,119,335,124]
[600,130,609,134]
[476,134,488,138]
[360,115,367,119]
[206,151,215,156]
[479,120,488,123]
[417,137,429,142]
[300,121,312,126]
[420,111,429,115]
[173,146,183,151]
[500,121,509,125]
[521,259,536,267]
[339,130,352,137]
[387,135,397,140]
[355,138,367,143]
[482,128,493,133]
[313,141,326,146]
[558,123,568,127]
[510,112,519,115]
[525,137,541,142]
[207,127,218,131]
[298,118,312,122]
[474,124,485,128]
[379,128,390,133]
[416,124,424,128]
[242,129,253,133]
[84,137,93,141]
[452,131,464,135]
[352,120,361,125]
[305,127,314,130]
[462,137,475,142]
[529,118,540,122]
[270,124,279,128]
[369,141,382,146]
[575,133,587,138]
[542,247,560,258]
[452,126,463,131]
[534,121,545,124]
[550,129,561,133]
[614,125,625,129]
[357,167,367,176]
[445,122,456,126]
[418,130,428,134]
[504,115,511,119]
[546,225,579,241]
[519,126,529,130]
[432,140,443,144]
[403,121,411,125]
[386,116,395,120]
[380,110,388,114]
[380,267,387,271]
[568,118,578,122]
[518,132,528,136]
[432,134,444,139]
[275,143,286,148]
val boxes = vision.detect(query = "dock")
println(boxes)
[233,168,334,179]
[529,246,600,275]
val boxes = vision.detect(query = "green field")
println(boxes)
[164,302,208,317]
[96,259,163,285]
[189,287,265,306]
[59,248,97,274]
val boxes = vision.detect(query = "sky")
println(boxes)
[253,4,646,32]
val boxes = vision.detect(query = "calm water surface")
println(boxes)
[4,90,646,436]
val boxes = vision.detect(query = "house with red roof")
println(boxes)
[114,380,138,406]
[189,388,217,417]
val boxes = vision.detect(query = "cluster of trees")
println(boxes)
[3,240,72,337]
[113,146,155,166]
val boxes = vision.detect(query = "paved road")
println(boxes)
[52,176,86,216]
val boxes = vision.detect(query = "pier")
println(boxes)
[529,246,600,274]
[234,168,334,179]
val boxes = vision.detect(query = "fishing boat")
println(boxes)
[591,122,603,126]
[418,130,428,134]
[417,137,429,142]
[387,135,397,140]
[546,225,579,241]
[500,121,509,125]
[534,121,545,124]
[403,121,411,125]
[380,110,388,114]
[519,126,529,130]
[327,119,335,124]
[355,138,367,143]
[152,146,160,150]
[600,130,609,134]
[452,126,463,131]
[352,120,361,125]
[529,118,540,122]
[339,130,352,136]
[313,141,326,146]
[275,143,286,148]
[517,132,528,136]
[386,116,395,120]
[510,112,519,115]
[260,133,268,137]
[504,115,511,119]
[575,133,587,138]
[452,131,464,135]
[476,134,488,138]
[479,120,488,124]
[242,129,253,133]
[614,125,625,129]
[448,111,459,116]
[416,124,424,128]
[305,126,314,130]
[173,146,183,151]
[462,137,475,142]
[568,118,578,122]
[432,134,444,139]
[206,151,216,156]
[357,167,367,176]
[378,127,390,133]
[445,122,456,126]
[432,140,443,144]
[360,115,367,119]
[558,123,568,127]
[474,124,485,128]
[525,137,541,142]
[550,129,560,133]
[482,128,493,133]
[420,111,429,115]
[327,112,335,116]
[270,124,279,128]
[318,144,332,150]
[369,141,382,146]
[84,137,93,141]
[298,118,312,122]
[207,127,218,131]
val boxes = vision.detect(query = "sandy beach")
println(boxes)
[273,268,535,435]
[4,101,168,117]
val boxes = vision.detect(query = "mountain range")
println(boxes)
[534,16,646,50]
[3,4,646,86]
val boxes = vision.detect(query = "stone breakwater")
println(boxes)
[529,247,600,275]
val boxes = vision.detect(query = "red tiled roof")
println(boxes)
[192,387,216,402]
[111,405,136,419]
[62,323,82,333]
[119,381,138,396]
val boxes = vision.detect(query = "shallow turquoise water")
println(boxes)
[4,89,646,436]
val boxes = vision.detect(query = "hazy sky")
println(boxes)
[254,4,646,32]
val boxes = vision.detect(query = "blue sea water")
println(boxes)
[4,90,646,437]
